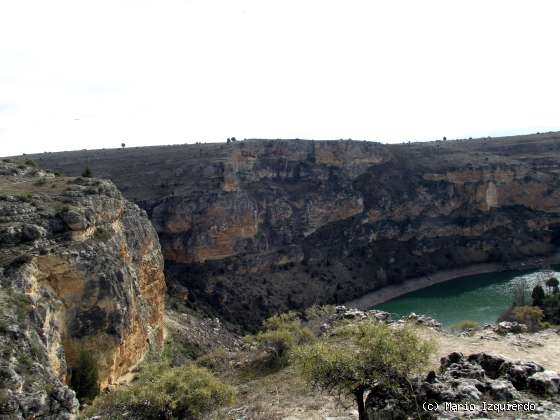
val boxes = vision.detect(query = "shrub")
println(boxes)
[546,277,559,294]
[511,306,544,332]
[82,167,93,178]
[70,350,100,403]
[542,294,560,324]
[245,312,315,368]
[196,346,230,372]
[293,321,436,420]
[449,320,480,333]
[304,304,336,321]
[160,338,201,366]
[84,363,235,419]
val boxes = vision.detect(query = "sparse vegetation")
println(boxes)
[293,321,436,420]
[530,275,560,325]
[449,320,480,333]
[511,306,544,332]
[160,337,201,366]
[532,284,546,306]
[196,346,230,372]
[245,312,315,368]
[83,363,235,419]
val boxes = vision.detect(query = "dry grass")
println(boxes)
[211,363,357,420]
[0,175,70,195]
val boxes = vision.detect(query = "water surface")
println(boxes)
[375,267,560,328]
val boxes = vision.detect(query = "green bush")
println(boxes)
[245,312,315,368]
[304,304,336,321]
[293,321,436,420]
[511,305,544,332]
[542,294,560,324]
[81,167,93,178]
[84,363,235,419]
[160,338,201,366]
[449,320,480,333]
[546,277,559,294]
[70,350,99,403]
[196,347,230,372]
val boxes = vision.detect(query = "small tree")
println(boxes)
[121,142,126,148]
[532,285,546,307]
[81,167,92,178]
[70,350,99,403]
[293,321,435,420]
[546,277,559,294]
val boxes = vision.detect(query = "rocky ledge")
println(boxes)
[0,160,165,418]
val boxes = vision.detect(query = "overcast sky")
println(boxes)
[1,1,559,156]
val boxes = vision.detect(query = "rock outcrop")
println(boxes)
[366,351,560,419]
[0,160,165,418]
[26,133,560,329]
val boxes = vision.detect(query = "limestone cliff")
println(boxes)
[0,160,165,418]
[27,133,560,329]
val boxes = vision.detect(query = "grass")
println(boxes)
[17,353,33,373]
[449,320,481,333]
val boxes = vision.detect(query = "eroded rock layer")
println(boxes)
[29,133,560,329]
[0,160,165,418]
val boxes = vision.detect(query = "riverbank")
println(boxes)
[347,250,560,310]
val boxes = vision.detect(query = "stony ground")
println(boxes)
[205,324,560,420]
[422,327,560,373]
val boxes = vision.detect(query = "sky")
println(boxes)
[1,0,559,156]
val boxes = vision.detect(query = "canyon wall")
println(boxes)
[28,134,560,330]
[0,160,165,418]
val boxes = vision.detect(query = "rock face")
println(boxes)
[27,133,560,329]
[0,160,165,418]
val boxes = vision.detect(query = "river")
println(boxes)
[375,266,560,328]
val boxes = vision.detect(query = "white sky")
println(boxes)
[1,0,559,156]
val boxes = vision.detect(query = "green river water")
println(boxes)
[375,266,560,328]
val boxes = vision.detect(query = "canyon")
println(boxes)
[27,132,560,330]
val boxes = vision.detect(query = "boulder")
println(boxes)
[495,321,528,335]
[500,360,544,390]
[487,379,520,400]
[528,371,560,396]
[467,353,506,379]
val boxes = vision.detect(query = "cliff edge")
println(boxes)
[0,160,165,418]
